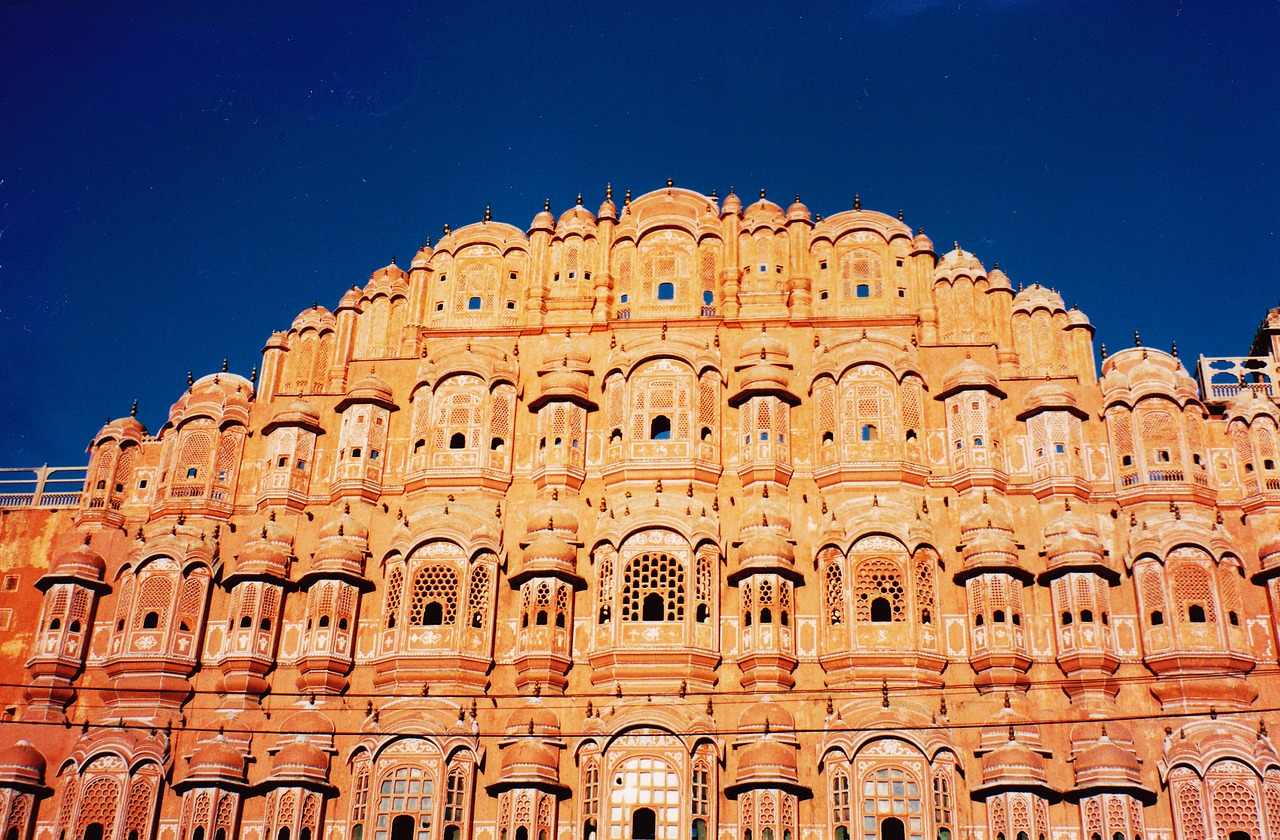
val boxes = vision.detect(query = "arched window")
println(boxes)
[467,296,482,310]
[870,597,892,622]
[1188,604,1206,623]
[651,415,672,440]
[856,284,870,298]
[391,815,415,840]
[84,827,105,840]
[449,432,466,449]
[657,282,675,300]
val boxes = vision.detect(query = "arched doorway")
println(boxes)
[880,818,905,840]
[632,807,656,840]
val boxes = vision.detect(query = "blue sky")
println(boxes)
[1,1,1277,466]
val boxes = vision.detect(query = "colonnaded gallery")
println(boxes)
[3,184,1280,840]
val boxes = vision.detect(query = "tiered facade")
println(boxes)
[2,183,1280,840]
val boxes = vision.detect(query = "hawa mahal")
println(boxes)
[1,183,1279,840]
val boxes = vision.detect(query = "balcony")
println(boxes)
[1198,355,1278,403]
[0,466,85,509]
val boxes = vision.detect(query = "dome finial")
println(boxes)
[666,177,673,188]
[130,399,138,417]
[1171,341,1178,357]
[187,371,194,386]
[1133,330,1141,347]
[543,198,550,212]
[1100,343,1108,359]
[443,223,451,236]
[390,255,396,265]
[624,188,632,205]
[221,358,228,372]
[954,241,960,252]
[854,194,861,210]
[484,205,491,222]
[250,366,258,384]
[605,183,612,200]
[759,188,766,199]
[425,235,431,247]
[917,226,923,235]
[795,193,801,203]
[576,193,583,206]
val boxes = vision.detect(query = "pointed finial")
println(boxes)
[1171,341,1178,357]
[854,194,861,210]
[425,235,431,247]
[624,188,632,205]
[666,178,674,189]
[606,183,612,200]
[795,193,801,203]
[221,358,228,372]
[760,188,766,199]
[544,197,551,212]
[954,241,960,251]
[187,371,194,386]
[881,678,890,708]
[484,205,491,222]
[710,188,718,199]
[1100,343,1108,360]
[939,694,948,717]
[1003,691,1011,709]
[898,209,903,221]
[129,399,138,418]
[250,366,258,384]
[1134,330,1141,347]
[917,227,924,235]
[443,223,451,235]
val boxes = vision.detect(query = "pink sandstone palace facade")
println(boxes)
[3,183,1280,840]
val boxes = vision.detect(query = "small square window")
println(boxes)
[775,265,782,274]
[186,467,198,479]
[138,479,148,489]
[620,294,629,303]
[0,608,12,631]
[468,296,482,310]
[439,274,447,282]
[436,302,444,311]
[819,260,828,270]
[509,271,517,280]
[568,272,575,279]
[1054,443,1065,454]
[820,290,829,300]
[584,271,592,280]
[506,300,516,310]
[759,265,768,273]
[553,273,560,282]
[896,259,904,267]
[2,575,19,592]
[897,288,906,298]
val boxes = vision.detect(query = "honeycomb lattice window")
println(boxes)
[1170,558,1217,623]
[77,776,121,837]
[822,551,845,625]
[408,564,458,626]
[1140,408,1183,470]
[621,552,685,622]
[385,567,404,628]
[133,575,173,630]
[854,558,905,622]
[914,552,936,624]
[1172,771,1208,840]
[1207,763,1262,836]
[467,563,491,628]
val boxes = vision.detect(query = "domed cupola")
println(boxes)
[1067,723,1153,801]
[1041,501,1115,580]
[0,740,48,791]
[227,512,294,583]
[785,194,811,223]
[263,399,324,435]
[529,335,596,412]
[937,356,1005,401]
[336,372,396,411]
[975,729,1053,797]
[731,328,800,406]
[725,699,806,798]
[720,187,743,217]
[39,534,107,591]
[266,740,333,790]
[957,492,1024,580]
[306,504,372,581]
[742,190,785,231]
[556,195,597,232]
[177,733,249,790]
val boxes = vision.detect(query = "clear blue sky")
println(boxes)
[1,1,1277,467]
